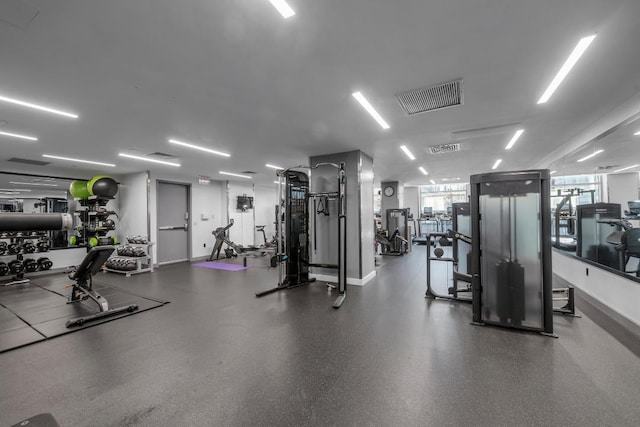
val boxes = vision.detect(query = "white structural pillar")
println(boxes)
[309,150,376,286]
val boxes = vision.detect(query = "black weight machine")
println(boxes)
[425,202,472,302]
[551,188,595,251]
[65,246,138,327]
[470,170,556,336]
[256,163,347,308]
[597,218,640,276]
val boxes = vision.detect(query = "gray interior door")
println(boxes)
[157,182,190,264]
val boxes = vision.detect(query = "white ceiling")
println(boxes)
[0,0,639,186]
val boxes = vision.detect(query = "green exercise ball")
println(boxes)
[69,180,90,199]
[89,237,99,247]
[69,236,77,246]
[87,175,118,198]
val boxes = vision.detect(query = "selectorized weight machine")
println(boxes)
[256,163,347,308]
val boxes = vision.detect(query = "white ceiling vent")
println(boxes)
[396,79,463,115]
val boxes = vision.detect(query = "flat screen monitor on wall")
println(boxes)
[237,195,254,211]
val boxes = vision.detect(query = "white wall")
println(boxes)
[607,172,639,210]
[116,172,149,242]
[148,173,225,264]
[553,251,640,328]
[253,184,278,245]
[404,186,420,217]
[227,181,255,247]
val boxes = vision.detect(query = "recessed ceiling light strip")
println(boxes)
[537,35,597,104]
[118,153,180,167]
[0,94,78,118]
[168,139,230,157]
[266,164,284,170]
[352,92,390,130]
[419,167,428,175]
[43,154,115,167]
[505,129,524,150]
[0,130,38,141]
[400,145,416,160]
[492,159,502,170]
[10,181,58,187]
[613,164,640,173]
[576,149,604,163]
[430,179,436,185]
[268,0,295,19]
[219,171,252,179]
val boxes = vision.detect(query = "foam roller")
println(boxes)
[0,213,73,232]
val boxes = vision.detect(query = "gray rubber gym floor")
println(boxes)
[1,247,640,426]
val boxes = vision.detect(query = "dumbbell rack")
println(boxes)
[103,242,154,277]
[0,233,52,286]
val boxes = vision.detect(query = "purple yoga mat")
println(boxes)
[193,261,248,271]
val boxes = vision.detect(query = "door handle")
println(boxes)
[184,223,188,231]
[159,225,187,230]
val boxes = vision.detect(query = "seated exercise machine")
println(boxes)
[208,219,273,263]
[65,246,138,327]
[599,218,640,276]
[375,228,407,256]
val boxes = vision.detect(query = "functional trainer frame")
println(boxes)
[256,163,347,308]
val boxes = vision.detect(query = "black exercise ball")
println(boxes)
[87,175,119,198]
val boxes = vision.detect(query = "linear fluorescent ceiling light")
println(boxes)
[492,159,502,170]
[400,145,415,160]
[0,94,78,118]
[419,167,428,175]
[537,35,597,104]
[266,164,284,170]
[268,0,295,18]
[219,171,252,179]
[0,130,38,141]
[505,129,524,150]
[9,181,58,187]
[168,139,230,157]
[0,188,31,192]
[273,181,280,184]
[550,170,557,175]
[118,153,180,167]
[352,92,390,130]
[576,149,604,162]
[430,179,436,185]
[635,131,640,136]
[614,164,640,173]
[43,154,116,167]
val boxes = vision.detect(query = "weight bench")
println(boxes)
[65,246,138,328]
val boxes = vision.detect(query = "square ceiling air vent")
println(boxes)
[396,79,463,115]
[7,157,50,166]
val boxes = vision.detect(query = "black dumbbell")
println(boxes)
[0,242,7,255]
[23,258,39,273]
[37,257,53,271]
[37,241,50,252]
[23,241,36,254]
[8,260,25,274]
[8,243,21,255]
[0,262,8,276]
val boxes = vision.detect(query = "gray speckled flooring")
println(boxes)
[1,247,640,426]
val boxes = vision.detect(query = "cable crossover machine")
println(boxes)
[256,162,347,308]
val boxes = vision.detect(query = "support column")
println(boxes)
[309,150,376,286]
